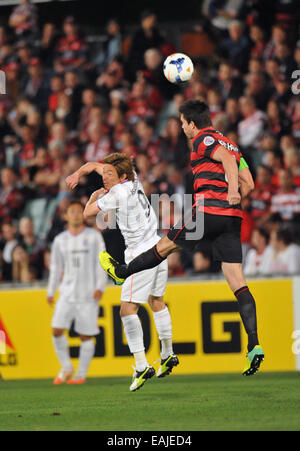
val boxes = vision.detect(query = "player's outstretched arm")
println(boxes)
[66,162,104,189]
[212,146,241,205]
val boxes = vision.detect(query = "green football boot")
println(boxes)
[156,355,179,378]
[130,366,156,392]
[99,251,125,285]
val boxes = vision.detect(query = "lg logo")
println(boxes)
[291,70,300,95]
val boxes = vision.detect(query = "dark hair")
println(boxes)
[256,227,269,243]
[67,200,84,210]
[179,100,212,129]
[276,227,294,246]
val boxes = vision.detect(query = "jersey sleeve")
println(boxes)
[97,189,119,214]
[194,134,220,160]
[47,236,64,298]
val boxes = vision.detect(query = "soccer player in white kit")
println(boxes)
[66,153,179,391]
[47,200,107,385]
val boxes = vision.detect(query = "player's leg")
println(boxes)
[99,235,180,284]
[68,303,99,384]
[120,301,149,371]
[67,335,95,384]
[148,295,179,377]
[212,216,264,376]
[222,262,264,376]
[51,302,75,384]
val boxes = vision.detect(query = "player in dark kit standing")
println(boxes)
[100,100,264,376]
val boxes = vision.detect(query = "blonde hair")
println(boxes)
[103,152,135,182]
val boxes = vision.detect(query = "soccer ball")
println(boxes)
[163,53,194,84]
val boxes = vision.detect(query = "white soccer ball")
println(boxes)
[163,53,194,84]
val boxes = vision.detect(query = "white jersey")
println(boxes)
[47,227,107,303]
[96,174,159,250]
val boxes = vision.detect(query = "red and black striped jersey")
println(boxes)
[191,127,243,218]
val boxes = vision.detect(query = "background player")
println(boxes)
[47,200,107,385]
[66,153,178,392]
[100,100,264,377]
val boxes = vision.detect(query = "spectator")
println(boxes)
[167,252,185,277]
[78,88,97,141]
[4,62,21,103]
[54,92,77,131]
[262,228,300,275]
[238,95,266,152]
[0,222,17,281]
[263,25,287,61]
[17,216,44,279]
[64,70,84,122]
[48,75,64,112]
[84,122,111,162]
[250,165,276,226]
[263,148,284,188]
[244,228,272,276]
[96,59,128,109]
[54,16,87,73]
[159,116,190,169]
[143,47,178,100]
[11,243,35,283]
[135,118,161,164]
[207,0,244,41]
[291,99,300,146]
[126,80,156,126]
[22,57,50,112]
[266,100,291,138]
[119,130,138,159]
[0,167,25,225]
[224,97,242,131]
[93,19,122,72]
[9,0,38,41]
[126,10,165,81]
[271,168,300,222]
[244,72,272,111]
[219,20,251,73]
[216,62,244,101]
[283,148,300,188]
[249,24,266,60]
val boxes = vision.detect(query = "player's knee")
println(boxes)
[120,302,139,317]
[148,296,165,312]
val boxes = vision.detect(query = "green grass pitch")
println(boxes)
[1,372,300,431]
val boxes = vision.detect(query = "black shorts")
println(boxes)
[167,207,242,263]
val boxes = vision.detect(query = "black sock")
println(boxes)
[235,286,259,352]
[116,245,165,279]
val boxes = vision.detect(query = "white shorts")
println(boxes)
[121,243,168,304]
[51,300,99,336]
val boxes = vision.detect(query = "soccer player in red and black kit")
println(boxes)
[100,100,264,376]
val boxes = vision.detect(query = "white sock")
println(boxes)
[121,314,148,372]
[77,339,95,379]
[52,335,72,370]
[153,307,174,359]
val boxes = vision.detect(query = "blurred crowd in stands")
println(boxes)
[0,0,300,284]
